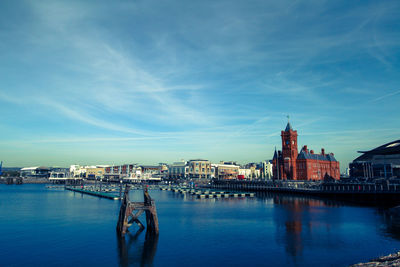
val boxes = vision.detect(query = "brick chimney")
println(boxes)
[303,145,308,153]
[321,148,325,155]
[310,150,314,154]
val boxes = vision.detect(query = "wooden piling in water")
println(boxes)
[116,185,159,237]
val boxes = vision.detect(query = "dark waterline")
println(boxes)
[1,184,400,266]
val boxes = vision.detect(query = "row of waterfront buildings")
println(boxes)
[14,121,400,182]
[19,160,273,182]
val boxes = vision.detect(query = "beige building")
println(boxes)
[188,159,211,179]
[85,166,105,179]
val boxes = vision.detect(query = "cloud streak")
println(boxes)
[369,90,400,103]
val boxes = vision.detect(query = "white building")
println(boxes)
[262,161,273,179]
[20,166,50,178]
[70,165,87,178]
[169,161,189,179]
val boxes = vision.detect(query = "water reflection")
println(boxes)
[117,230,159,267]
[256,192,400,264]
[378,208,400,240]
[261,193,342,262]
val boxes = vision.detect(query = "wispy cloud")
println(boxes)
[368,90,400,103]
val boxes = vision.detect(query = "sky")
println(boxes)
[0,0,399,170]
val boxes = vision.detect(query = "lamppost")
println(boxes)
[119,179,123,199]
[100,178,102,192]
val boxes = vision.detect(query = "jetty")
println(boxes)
[160,186,255,199]
[212,180,400,194]
[65,186,120,200]
[210,180,400,204]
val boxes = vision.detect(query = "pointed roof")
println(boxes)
[273,148,278,160]
[285,122,293,132]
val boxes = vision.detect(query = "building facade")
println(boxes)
[262,161,273,179]
[188,159,212,179]
[85,166,105,179]
[104,164,139,180]
[213,163,240,179]
[272,122,340,181]
[20,166,50,178]
[169,161,189,179]
[349,140,400,179]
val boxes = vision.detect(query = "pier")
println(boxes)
[211,180,400,203]
[212,180,400,193]
[160,186,255,199]
[65,186,120,200]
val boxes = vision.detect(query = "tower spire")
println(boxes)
[285,116,293,132]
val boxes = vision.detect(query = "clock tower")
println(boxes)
[281,120,298,180]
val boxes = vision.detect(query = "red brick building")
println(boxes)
[272,122,340,181]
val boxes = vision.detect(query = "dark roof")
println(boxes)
[38,166,50,170]
[297,149,337,162]
[353,140,400,162]
[358,140,400,155]
[285,122,293,132]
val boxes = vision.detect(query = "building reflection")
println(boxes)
[117,229,159,267]
[378,208,400,240]
[266,193,339,261]
[266,192,400,263]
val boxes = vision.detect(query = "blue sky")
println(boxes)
[0,0,399,170]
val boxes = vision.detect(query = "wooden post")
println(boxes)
[116,185,159,237]
[144,188,159,235]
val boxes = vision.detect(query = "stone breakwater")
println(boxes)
[351,251,400,266]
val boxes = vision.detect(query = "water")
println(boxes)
[1,184,400,266]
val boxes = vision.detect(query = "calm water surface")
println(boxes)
[1,184,400,266]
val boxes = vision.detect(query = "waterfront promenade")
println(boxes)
[211,180,400,204]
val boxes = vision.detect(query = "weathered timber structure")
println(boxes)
[116,185,159,237]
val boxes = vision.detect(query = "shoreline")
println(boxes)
[352,251,400,266]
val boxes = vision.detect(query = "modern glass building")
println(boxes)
[349,140,400,179]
